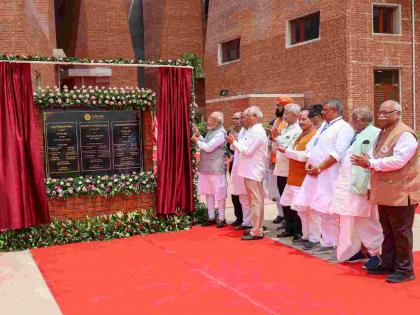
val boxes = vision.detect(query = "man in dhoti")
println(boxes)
[227,106,268,240]
[330,108,383,266]
[192,111,228,228]
[229,112,252,230]
[277,109,317,243]
[352,100,419,283]
[293,99,354,253]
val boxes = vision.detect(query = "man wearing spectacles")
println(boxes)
[352,100,419,283]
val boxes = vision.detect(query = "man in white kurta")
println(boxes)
[230,120,252,229]
[330,108,383,265]
[192,112,228,228]
[293,99,354,253]
[272,104,302,237]
[227,106,268,240]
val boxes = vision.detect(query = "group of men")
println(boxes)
[192,97,419,283]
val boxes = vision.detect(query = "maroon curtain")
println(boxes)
[0,62,50,230]
[157,68,194,214]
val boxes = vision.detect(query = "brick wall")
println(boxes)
[205,0,347,108]
[205,0,420,129]
[143,0,205,106]
[73,0,138,87]
[347,0,416,127]
[48,194,154,220]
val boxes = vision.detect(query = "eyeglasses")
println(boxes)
[232,117,241,120]
[377,110,400,117]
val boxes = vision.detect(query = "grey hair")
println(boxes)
[210,111,224,125]
[382,100,402,112]
[246,106,263,119]
[233,112,242,118]
[352,107,373,123]
[322,98,344,115]
[284,103,301,115]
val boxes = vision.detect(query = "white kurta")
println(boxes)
[273,122,302,177]
[330,148,375,217]
[197,129,227,200]
[233,123,268,183]
[230,128,249,195]
[280,185,300,207]
[293,117,354,214]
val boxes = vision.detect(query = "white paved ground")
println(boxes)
[0,251,62,314]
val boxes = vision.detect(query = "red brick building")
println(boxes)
[204,0,420,130]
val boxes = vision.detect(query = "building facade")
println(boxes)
[205,0,420,129]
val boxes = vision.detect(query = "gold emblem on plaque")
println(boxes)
[84,114,92,121]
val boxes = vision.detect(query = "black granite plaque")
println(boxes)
[43,110,143,177]
[45,122,79,174]
[112,121,141,170]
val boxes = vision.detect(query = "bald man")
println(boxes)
[352,100,420,283]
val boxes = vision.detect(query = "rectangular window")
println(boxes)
[373,5,400,34]
[220,38,240,64]
[289,12,320,46]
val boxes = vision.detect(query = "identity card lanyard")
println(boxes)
[312,118,343,147]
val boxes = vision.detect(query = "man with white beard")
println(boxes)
[330,108,383,266]
[229,112,252,230]
[293,99,354,254]
[192,111,228,228]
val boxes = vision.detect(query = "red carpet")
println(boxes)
[31,227,420,315]
[416,206,420,214]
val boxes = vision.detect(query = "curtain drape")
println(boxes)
[0,62,50,230]
[156,68,194,214]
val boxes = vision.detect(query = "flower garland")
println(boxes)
[34,86,156,111]
[46,171,156,199]
[0,54,192,67]
[0,205,209,252]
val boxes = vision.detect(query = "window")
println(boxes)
[289,11,320,46]
[373,5,400,34]
[220,38,240,64]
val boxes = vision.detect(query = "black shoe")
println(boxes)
[263,225,268,231]
[347,250,368,263]
[386,272,416,283]
[292,238,308,245]
[241,233,264,241]
[202,219,216,227]
[303,241,320,250]
[277,231,293,238]
[292,234,303,241]
[243,230,251,236]
[273,216,284,224]
[235,225,252,230]
[230,220,242,227]
[367,265,393,275]
[216,219,226,228]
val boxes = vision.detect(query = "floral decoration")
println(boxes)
[34,85,156,111]
[0,54,192,67]
[45,171,156,199]
[0,204,208,252]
